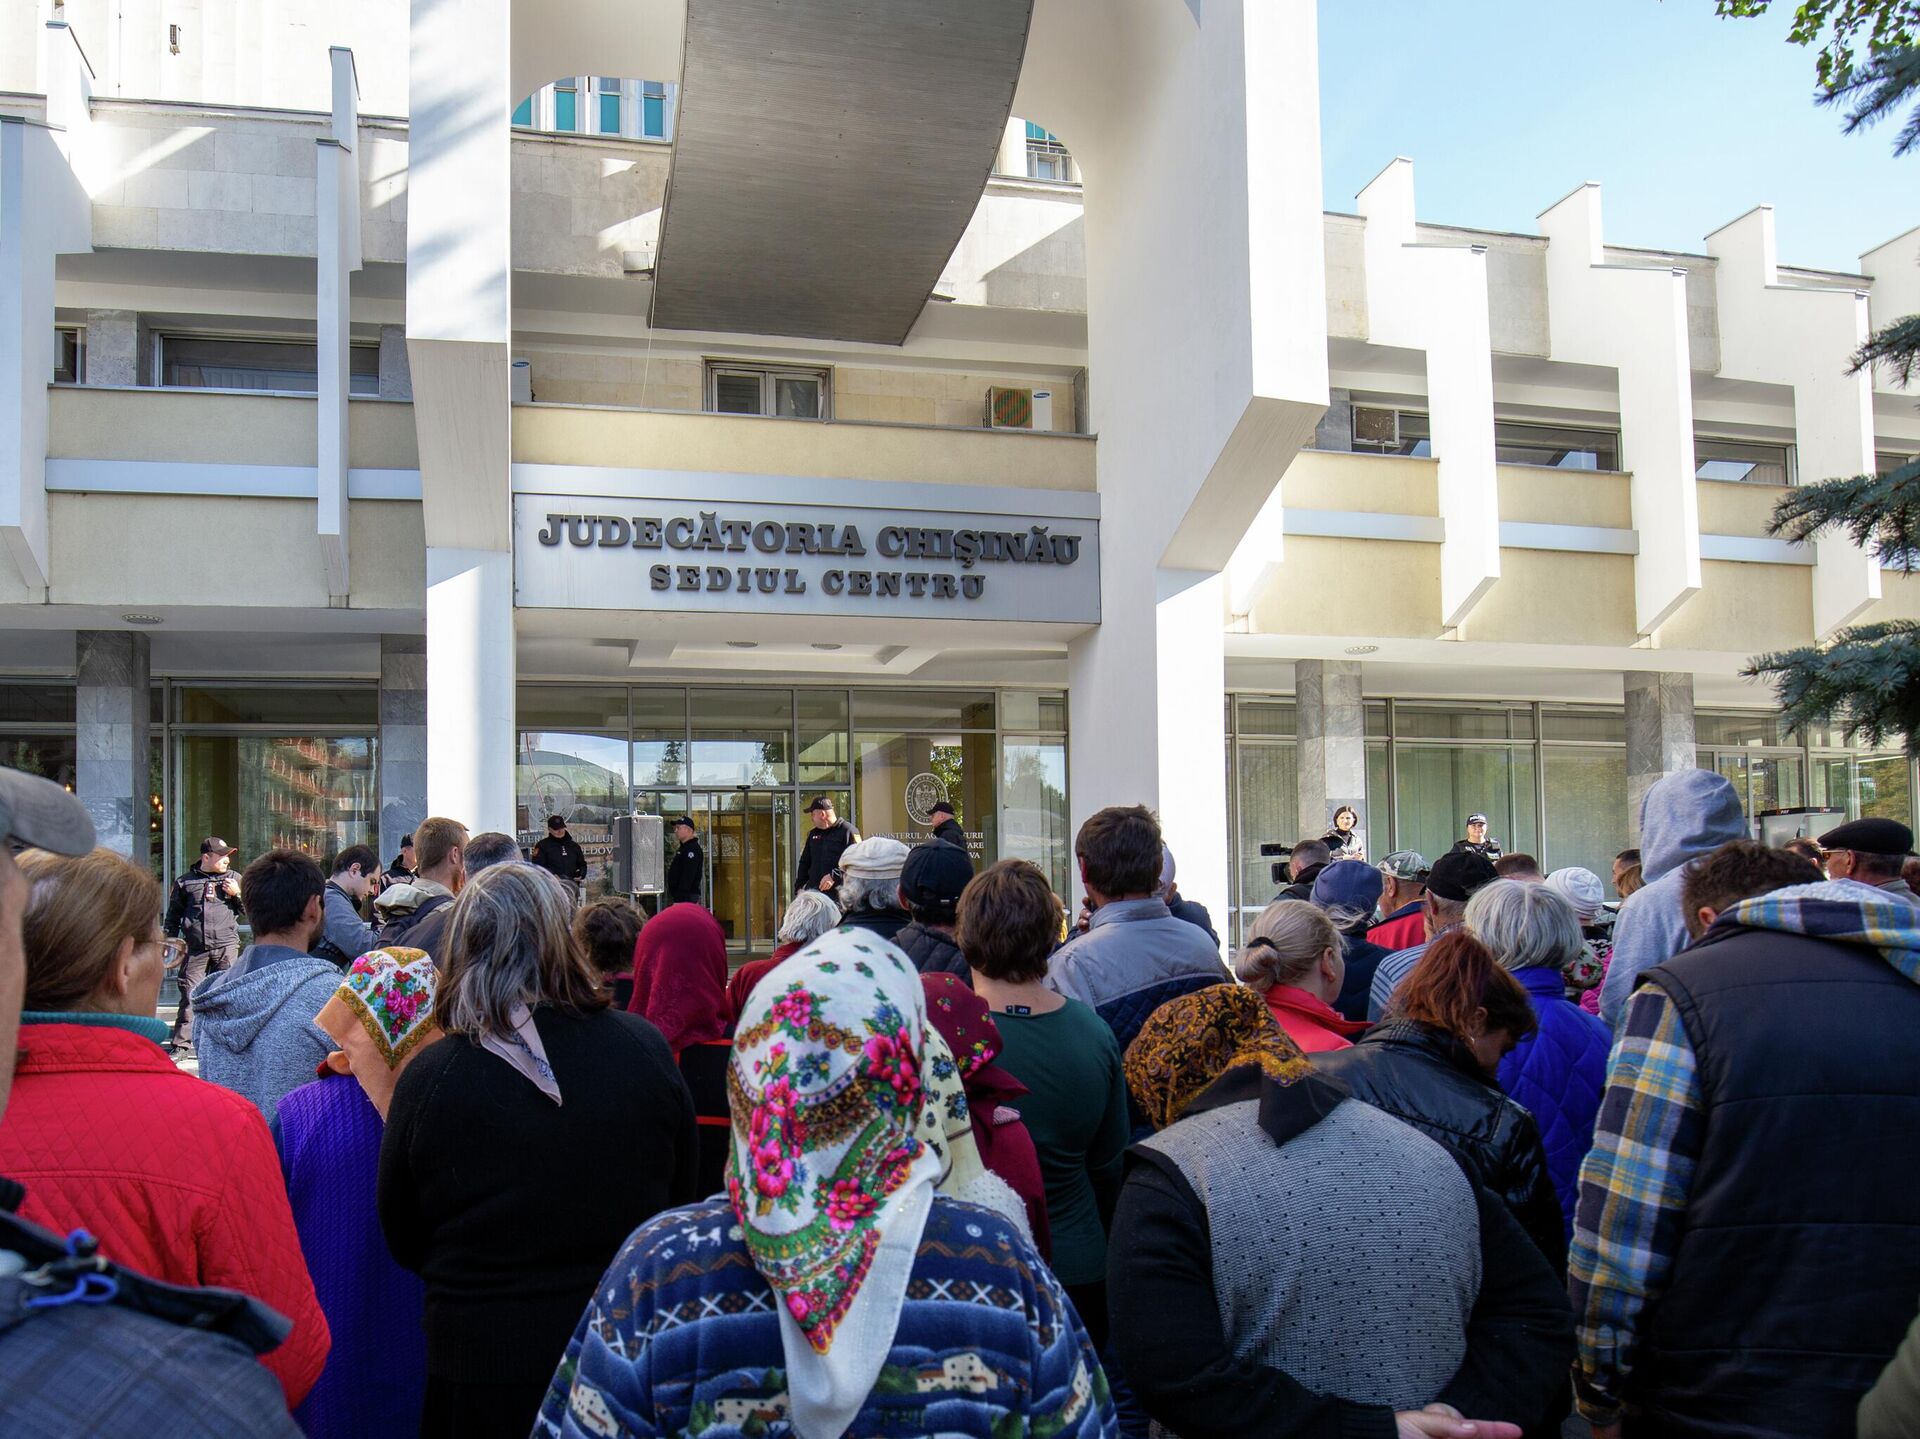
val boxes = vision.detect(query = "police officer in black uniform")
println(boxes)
[1449,812,1505,862]
[162,837,247,1054]
[665,815,705,907]
[927,799,968,855]
[530,814,588,888]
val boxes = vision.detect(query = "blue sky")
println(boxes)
[1318,1,1917,272]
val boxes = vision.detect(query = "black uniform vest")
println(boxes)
[1635,925,1920,1437]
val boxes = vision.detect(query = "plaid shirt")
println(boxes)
[1567,984,1704,1427]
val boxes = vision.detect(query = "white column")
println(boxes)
[1032,1,1327,915]
[317,46,362,599]
[407,0,515,834]
[995,117,1025,177]
[0,21,90,592]
[1706,206,1880,636]
[1356,157,1499,626]
[1539,183,1702,636]
[426,549,516,832]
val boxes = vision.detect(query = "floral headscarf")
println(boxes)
[627,903,730,1056]
[726,928,947,1439]
[1123,982,1311,1132]
[921,974,1027,1131]
[315,948,441,1118]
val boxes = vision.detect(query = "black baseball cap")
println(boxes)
[671,815,695,830]
[200,836,233,857]
[0,766,95,856]
[1425,849,1499,902]
[808,797,835,813]
[546,814,566,828]
[900,839,973,914]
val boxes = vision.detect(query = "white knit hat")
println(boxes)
[1546,866,1604,922]
[837,835,910,884]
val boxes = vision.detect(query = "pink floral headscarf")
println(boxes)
[315,948,441,1118]
[725,927,946,1439]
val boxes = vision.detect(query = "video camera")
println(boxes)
[1259,840,1293,886]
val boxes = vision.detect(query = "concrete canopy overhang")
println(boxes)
[648,0,1035,345]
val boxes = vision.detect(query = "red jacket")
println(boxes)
[0,1019,330,1406]
[1368,904,1427,953]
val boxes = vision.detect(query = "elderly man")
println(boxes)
[1818,817,1918,903]
[1368,849,1499,1021]
[1370,850,1430,951]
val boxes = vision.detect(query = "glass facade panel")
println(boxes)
[553,83,576,132]
[1001,737,1070,900]
[1232,743,1297,941]
[1394,705,1532,741]
[1233,699,1295,737]
[1695,712,1794,747]
[854,731,995,858]
[1542,708,1625,742]
[689,689,791,786]
[176,736,376,864]
[0,683,75,724]
[515,732,627,899]
[999,690,1067,733]
[1366,703,1389,738]
[0,735,76,790]
[1393,744,1537,864]
[797,690,850,783]
[177,686,376,726]
[1543,747,1630,883]
[852,690,995,731]
[517,685,629,731]
[1705,750,1803,821]
[1367,741,1390,843]
[1812,753,1912,825]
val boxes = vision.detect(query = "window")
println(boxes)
[1877,449,1918,477]
[512,95,534,127]
[53,327,83,384]
[1025,121,1073,182]
[159,336,379,395]
[641,80,669,139]
[1351,407,1620,470]
[594,76,622,135]
[1696,437,1792,486]
[553,78,578,132]
[705,362,830,420]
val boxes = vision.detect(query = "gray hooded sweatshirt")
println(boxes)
[190,943,340,1126]
[1599,768,1748,1028]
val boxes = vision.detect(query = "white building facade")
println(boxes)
[2,0,1916,949]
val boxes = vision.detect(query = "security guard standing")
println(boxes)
[665,815,705,907]
[1450,812,1504,862]
[162,836,246,1055]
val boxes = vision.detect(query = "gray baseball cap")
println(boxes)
[0,766,95,856]
[1377,849,1429,881]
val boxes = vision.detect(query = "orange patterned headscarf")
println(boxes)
[1123,982,1310,1131]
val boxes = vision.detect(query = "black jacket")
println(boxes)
[843,907,911,944]
[1109,1068,1573,1439]
[162,866,246,955]
[1626,921,1920,1437]
[1169,897,1219,945]
[930,817,968,851]
[665,838,704,905]
[1449,838,1504,861]
[895,921,968,980]
[1313,1020,1565,1273]
[1273,861,1327,905]
[530,833,587,883]
[378,1007,698,1387]
[375,893,454,958]
[795,821,855,891]
[1331,929,1390,1024]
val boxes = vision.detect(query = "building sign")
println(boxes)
[511,483,1099,624]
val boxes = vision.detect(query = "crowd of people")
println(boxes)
[0,759,1918,1438]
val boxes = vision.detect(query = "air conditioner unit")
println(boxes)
[987,386,1033,429]
[510,357,532,404]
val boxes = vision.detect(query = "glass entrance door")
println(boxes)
[692,790,791,955]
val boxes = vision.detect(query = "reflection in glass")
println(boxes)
[855,732,995,857]
[1812,753,1913,825]
[176,736,377,866]
[1392,744,1537,867]
[852,690,995,732]
[797,690,851,783]
[1543,747,1630,883]
[1232,743,1298,947]
[515,732,628,900]
[1002,738,1069,901]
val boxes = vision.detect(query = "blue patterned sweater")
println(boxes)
[535,1195,1117,1439]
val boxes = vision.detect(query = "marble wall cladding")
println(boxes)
[1296,659,1369,842]
[1625,670,1697,834]
[1313,388,1353,452]
[84,311,146,386]
[76,631,151,865]
[377,325,412,400]
[379,634,427,863]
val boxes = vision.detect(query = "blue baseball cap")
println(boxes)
[1311,858,1384,913]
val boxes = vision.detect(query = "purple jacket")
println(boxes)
[276,1073,426,1439]
[1496,965,1611,1238]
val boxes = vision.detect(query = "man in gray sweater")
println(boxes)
[192,849,343,1127]
[314,843,380,968]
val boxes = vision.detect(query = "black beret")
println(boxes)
[1425,848,1500,902]
[929,800,956,818]
[1817,816,1914,856]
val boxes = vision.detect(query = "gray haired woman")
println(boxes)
[1463,877,1613,1234]
[724,888,844,1018]
[378,862,698,1439]
[1234,898,1368,1053]
[836,835,912,942]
